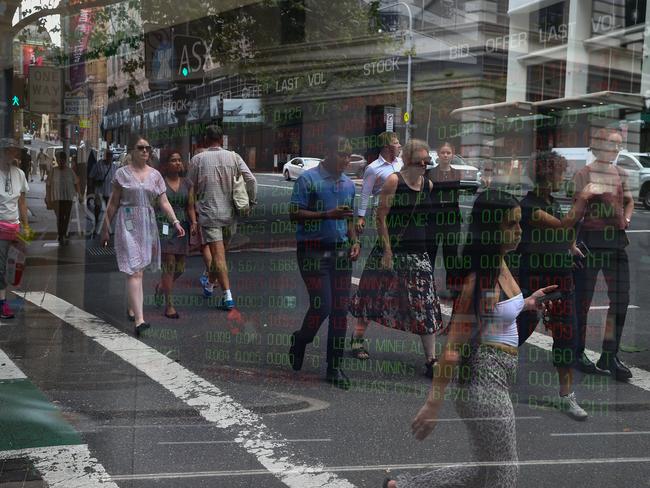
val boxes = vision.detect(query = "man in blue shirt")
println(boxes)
[289,135,360,389]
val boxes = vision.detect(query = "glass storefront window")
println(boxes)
[2,2,650,487]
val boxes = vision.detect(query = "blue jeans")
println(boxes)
[295,242,352,369]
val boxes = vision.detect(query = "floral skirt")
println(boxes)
[349,246,443,335]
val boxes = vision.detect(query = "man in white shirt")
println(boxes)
[355,131,402,234]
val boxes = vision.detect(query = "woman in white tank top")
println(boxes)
[386,190,557,488]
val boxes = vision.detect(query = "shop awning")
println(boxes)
[450,91,647,118]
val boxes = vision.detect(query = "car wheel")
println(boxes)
[284,170,291,181]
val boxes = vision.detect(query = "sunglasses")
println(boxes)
[136,145,152,152]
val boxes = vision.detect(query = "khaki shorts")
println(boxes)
[201,224,236,244]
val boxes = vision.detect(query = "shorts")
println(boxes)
[201,223,236,244]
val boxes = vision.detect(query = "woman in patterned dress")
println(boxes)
[154,151,197,319]
[100,136,186,336]
[350,139,443,377]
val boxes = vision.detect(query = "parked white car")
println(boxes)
[428,151,481,192]
[22,132,33,145]
[283,157,322,181]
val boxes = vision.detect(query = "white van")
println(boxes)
[552,147,595,181]
[613,151,649,208]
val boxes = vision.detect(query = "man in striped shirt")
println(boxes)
[188,125,257,310]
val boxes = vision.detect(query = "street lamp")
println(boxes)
[377,1,413,143]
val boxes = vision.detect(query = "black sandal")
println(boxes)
[135,322,151,337]
[424,357,438,379]
[350,335,370,360]
[126,310,135,322]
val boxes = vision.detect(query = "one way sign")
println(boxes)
[28,67,62,114]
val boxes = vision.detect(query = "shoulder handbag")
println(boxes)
[231,152,251,217]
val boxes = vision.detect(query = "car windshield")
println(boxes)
[303,158,321,165]
[436,155,475,168]
[636,155,650,168]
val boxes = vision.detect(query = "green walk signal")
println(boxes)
[181,67,189,77]
[11,96,20,107]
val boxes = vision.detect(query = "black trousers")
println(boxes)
[296,242,352,369]
[53,200,73,240]
[426,207,462,290]
[517,269,577,368]
[573,247,630,356]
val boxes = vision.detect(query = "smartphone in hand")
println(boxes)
[536,290,563,304]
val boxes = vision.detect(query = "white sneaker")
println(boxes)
[559,392,588,421]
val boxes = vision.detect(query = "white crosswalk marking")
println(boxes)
[0,445,119,487]
[20,291,356,488]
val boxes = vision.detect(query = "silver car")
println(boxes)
[344,154,368,178]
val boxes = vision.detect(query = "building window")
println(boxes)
[527,61,566,102]
[280,0,306,45]
[532,2,568,47]
[625,0,646,26]
[588,61,641,93]
[592,0,646,34]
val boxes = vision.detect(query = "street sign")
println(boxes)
[173,34,206,83]
[386,112,394,131]
[79,118,90,129]
[403,112,410,123]
[28,67,62,114]
[64,97,89,116]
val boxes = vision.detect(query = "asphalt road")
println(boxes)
[1,170,650,487]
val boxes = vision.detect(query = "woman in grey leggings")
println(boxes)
[386,190,556,488]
